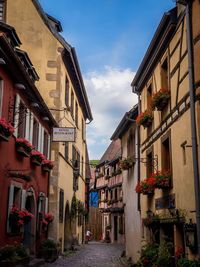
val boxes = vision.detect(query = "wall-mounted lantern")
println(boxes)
[184,219,197,252]
[15,83,26,90]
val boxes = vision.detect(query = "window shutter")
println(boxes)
[21,189,27,209]
[14,95,20,137]
[25,109,30,141]
[29,112,34,144]
[45,197,48,213]
[38,124,42,152]
[40,127,44,154]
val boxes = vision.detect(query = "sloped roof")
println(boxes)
[98,139,121,166]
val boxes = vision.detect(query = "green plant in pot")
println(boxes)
[40,239,59,263]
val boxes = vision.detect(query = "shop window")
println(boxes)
[71,91,74,118]
[32,118,39,149]
[0,1,6,22]
[65,77,69,108]
[17,101,26,138]
[75,101,78,127]
[0,78,3,117]
[59,189,64,223]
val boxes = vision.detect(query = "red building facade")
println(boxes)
[0,22,56,254]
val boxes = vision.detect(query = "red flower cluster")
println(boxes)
[175,247,184,258]
[42,159,54,169]
[136,110,153,127]
[0,118,14,137]
[10,206,34,226]
[135,177,156,194]
[31,150,45,163]
[16,138,33,153]
[42,212,54,226]
[153,170,171,189]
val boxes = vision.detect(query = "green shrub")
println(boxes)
[136,243,159,267]
[178,258,200,267]
[41,239,57,249]
[156,241,173,267]
[0,244,28,262]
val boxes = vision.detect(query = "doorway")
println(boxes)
[114,216,118,241]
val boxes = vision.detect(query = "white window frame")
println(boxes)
[14,94,20,137]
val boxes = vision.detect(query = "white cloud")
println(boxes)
[84,66,137,159]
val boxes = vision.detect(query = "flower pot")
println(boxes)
[0,132,10,141]
[155,98,169,111]
[31,157,42,166]
[42,165,51,172]
[16,146,30,157]
[141,118,153,128]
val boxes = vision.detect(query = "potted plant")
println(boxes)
[42,159,54,172]
[18,209,34,224]
[39,239,59,263]
[9,206,21,233]
[15,138,33,157]
[154,170,172,189]
[151,88,170,111]
[0,118,14,141]
[119,157,134,170]
[0,244,29,267]
[136,110,153,128]
[30,151,45,166]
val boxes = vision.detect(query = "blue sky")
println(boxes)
[39,0,175,159]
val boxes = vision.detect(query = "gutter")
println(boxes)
[184,0,200,257]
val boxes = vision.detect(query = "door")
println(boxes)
[114,216,118,241]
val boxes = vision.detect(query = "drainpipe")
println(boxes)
[185,0,200,257]
[133,86,141,211]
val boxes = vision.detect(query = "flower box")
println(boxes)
[135,177,156,195]
[151,88,170,111]
[16,138,33,157]
[0,118,14,141]
[42,160,54,172]
[136,110,153,128]
[31,151,45,166]
[154,170,171,189]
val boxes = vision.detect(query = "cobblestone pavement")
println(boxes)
[43,241,129,267]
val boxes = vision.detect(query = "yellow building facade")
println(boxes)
[132,1,200,259]
[4,0,92,251]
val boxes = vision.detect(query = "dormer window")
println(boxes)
[0,0,6,22]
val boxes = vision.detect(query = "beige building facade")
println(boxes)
[111,106,141,264]
[132,0,200,259]
[4,0,92,251]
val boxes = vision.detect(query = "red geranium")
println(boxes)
[31,151,45,163]
[16,138,33,153]
[136,110,153,128]
[0,118,14,137]
[42,159,54,169]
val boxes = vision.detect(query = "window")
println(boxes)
[114,188,118,201]
[146,150,153,177]
[32,118,39,149]
[147,84,153,136]
[81,156,84,176]
[59,189,64,223]
[65,142,69,161]
[82,119,85,142]
[0,79,3,117]
[127,129,135,157]
[71,91,74,118]
[75,101,78,126]
[17,101,26,138]
[43,131,49,158]
[161,58,169,89]
[161,136,171,171]
[65,77,69,107]
[0,0,6,22]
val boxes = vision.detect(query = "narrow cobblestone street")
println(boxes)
[44,242,129,267]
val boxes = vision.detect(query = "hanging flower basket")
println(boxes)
[42,159,54,172]
[0,118,14,141]
[136,110,153,128]
[154,170,172,189]
[31,151,45,166]
[151,88,170,111]
[15,138,33,157]
[135,177,156,195]
[119,157,134,170]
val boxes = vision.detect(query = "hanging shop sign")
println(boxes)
[52,127,76,142]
